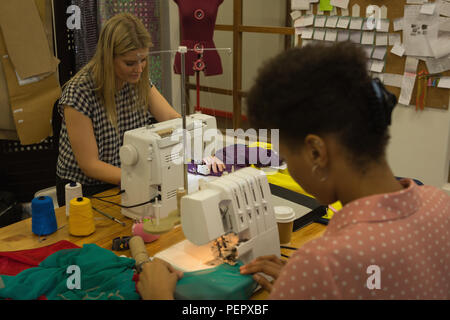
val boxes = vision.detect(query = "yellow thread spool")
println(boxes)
[69,197,95,236]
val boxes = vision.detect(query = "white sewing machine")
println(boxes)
[119,113,217,220]
[154,167,281,272]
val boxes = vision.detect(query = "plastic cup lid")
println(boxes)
[274,206,296,222]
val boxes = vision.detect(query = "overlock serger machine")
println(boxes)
[154,167,281,271]
[119,113,217,220]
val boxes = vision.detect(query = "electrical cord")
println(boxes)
[280,245,298,251]
[88,191,161,209]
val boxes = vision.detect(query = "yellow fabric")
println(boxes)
[249,142,342,221]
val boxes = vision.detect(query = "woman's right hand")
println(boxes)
[239,255,286,293]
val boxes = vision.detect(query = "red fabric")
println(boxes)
[0,240,80,276]
[173,0,224,76]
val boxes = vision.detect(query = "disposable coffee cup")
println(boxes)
[274,206,296,244]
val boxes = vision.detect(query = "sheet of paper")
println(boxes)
[370,60,385,73]
[301,28,314,39]
[295,14,315,27]
[337,30,350,41]
[352,3,361,17]
[425,55,450,73]
[341,8,350,16]
[292,0,311,10]
[377,19,390,32]
[319,0,333,11]
[393,18,404,31]
[362,45,374,58]
[337,16,351,28]
[314,15,327,27]
[428,35,450,58]
[440,2,450,17]
[349,31,362,43]
[313,28,326,40]
[361,31,375,44]
[325,29,338,41]
[403,5,439,57]
[437,77,450,89]
[399,57,419,106]
[391,42,406,57]
[439,17,450,32]
[382,73,403,88]
[389,33,402,45]
[406,0,425,4]
[420,3,436,15]
[349,17,364,30]
[325,15,339,28]
[291,11,302,21]
[376,33,388,46]
[310,0,320,3]
[330,0,349,9]
[372,46,387,60]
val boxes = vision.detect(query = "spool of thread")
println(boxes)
[129,236,150,272]
[65,182,83,217]
[69,197,95,236]
[31,196,57,236]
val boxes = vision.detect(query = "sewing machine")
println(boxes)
[154,167,281,272]
[119,113,217,220]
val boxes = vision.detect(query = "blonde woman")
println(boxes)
[56,13,223,206]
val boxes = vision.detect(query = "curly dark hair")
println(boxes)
[246,41,397,170]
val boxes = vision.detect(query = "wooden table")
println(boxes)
[0,188,327,299]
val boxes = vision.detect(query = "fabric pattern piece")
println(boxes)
[270,179,450,300]
[0,244,139,300]
[56,69,153,185]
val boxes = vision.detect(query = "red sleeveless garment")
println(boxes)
[173,0,224,76]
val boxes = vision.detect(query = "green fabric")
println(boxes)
[0,244,139,300]
[175,261,257,300]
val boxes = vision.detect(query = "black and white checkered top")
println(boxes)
[56,69,153,186]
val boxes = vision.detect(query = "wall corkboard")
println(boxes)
[297,0,450,110]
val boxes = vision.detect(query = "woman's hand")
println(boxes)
[203,156,226,174]
[239,255,286,293]
[137,258,183,300]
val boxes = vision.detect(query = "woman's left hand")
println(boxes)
[203,156,226,174]
[137,258,183,300]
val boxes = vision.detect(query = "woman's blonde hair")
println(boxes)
[67,13,153,128]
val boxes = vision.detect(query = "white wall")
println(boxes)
[386,100,450,190]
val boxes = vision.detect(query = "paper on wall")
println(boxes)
[290,11,302,21]
[370,60,385,73]
[439,17,450,31]
[440,1,450,17]
[313,28,326,40]
[389,33,402,46]
[337,30,350,41]
[325,15,339,27]
[382,73,403,88]
[403,5,439,57]
[437,76,450,88]
[301,28,314,39]
[349,17,364,29]
[377,19,390,33]
[376,33,389,46]
[406,0,425,4]
[427,35,450,58]
[337,16,351,28]
[349,31,362,43]
[391,43,406,57]
[372,46,387,60]
[362,31,375,45]
[420,3,436,15]
[398,57,419,106]
[314,15,327,27]
[292,0,310,11]
[324,29,338,41]
[294,14,315,27]
[425,55,450,73]
[330,0,349,9]
[393,17,404,31]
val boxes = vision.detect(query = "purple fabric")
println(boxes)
[187,144,282,177]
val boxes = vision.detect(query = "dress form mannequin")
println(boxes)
[173,0,224,76]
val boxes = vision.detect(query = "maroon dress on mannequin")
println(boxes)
[173,0,224,76]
